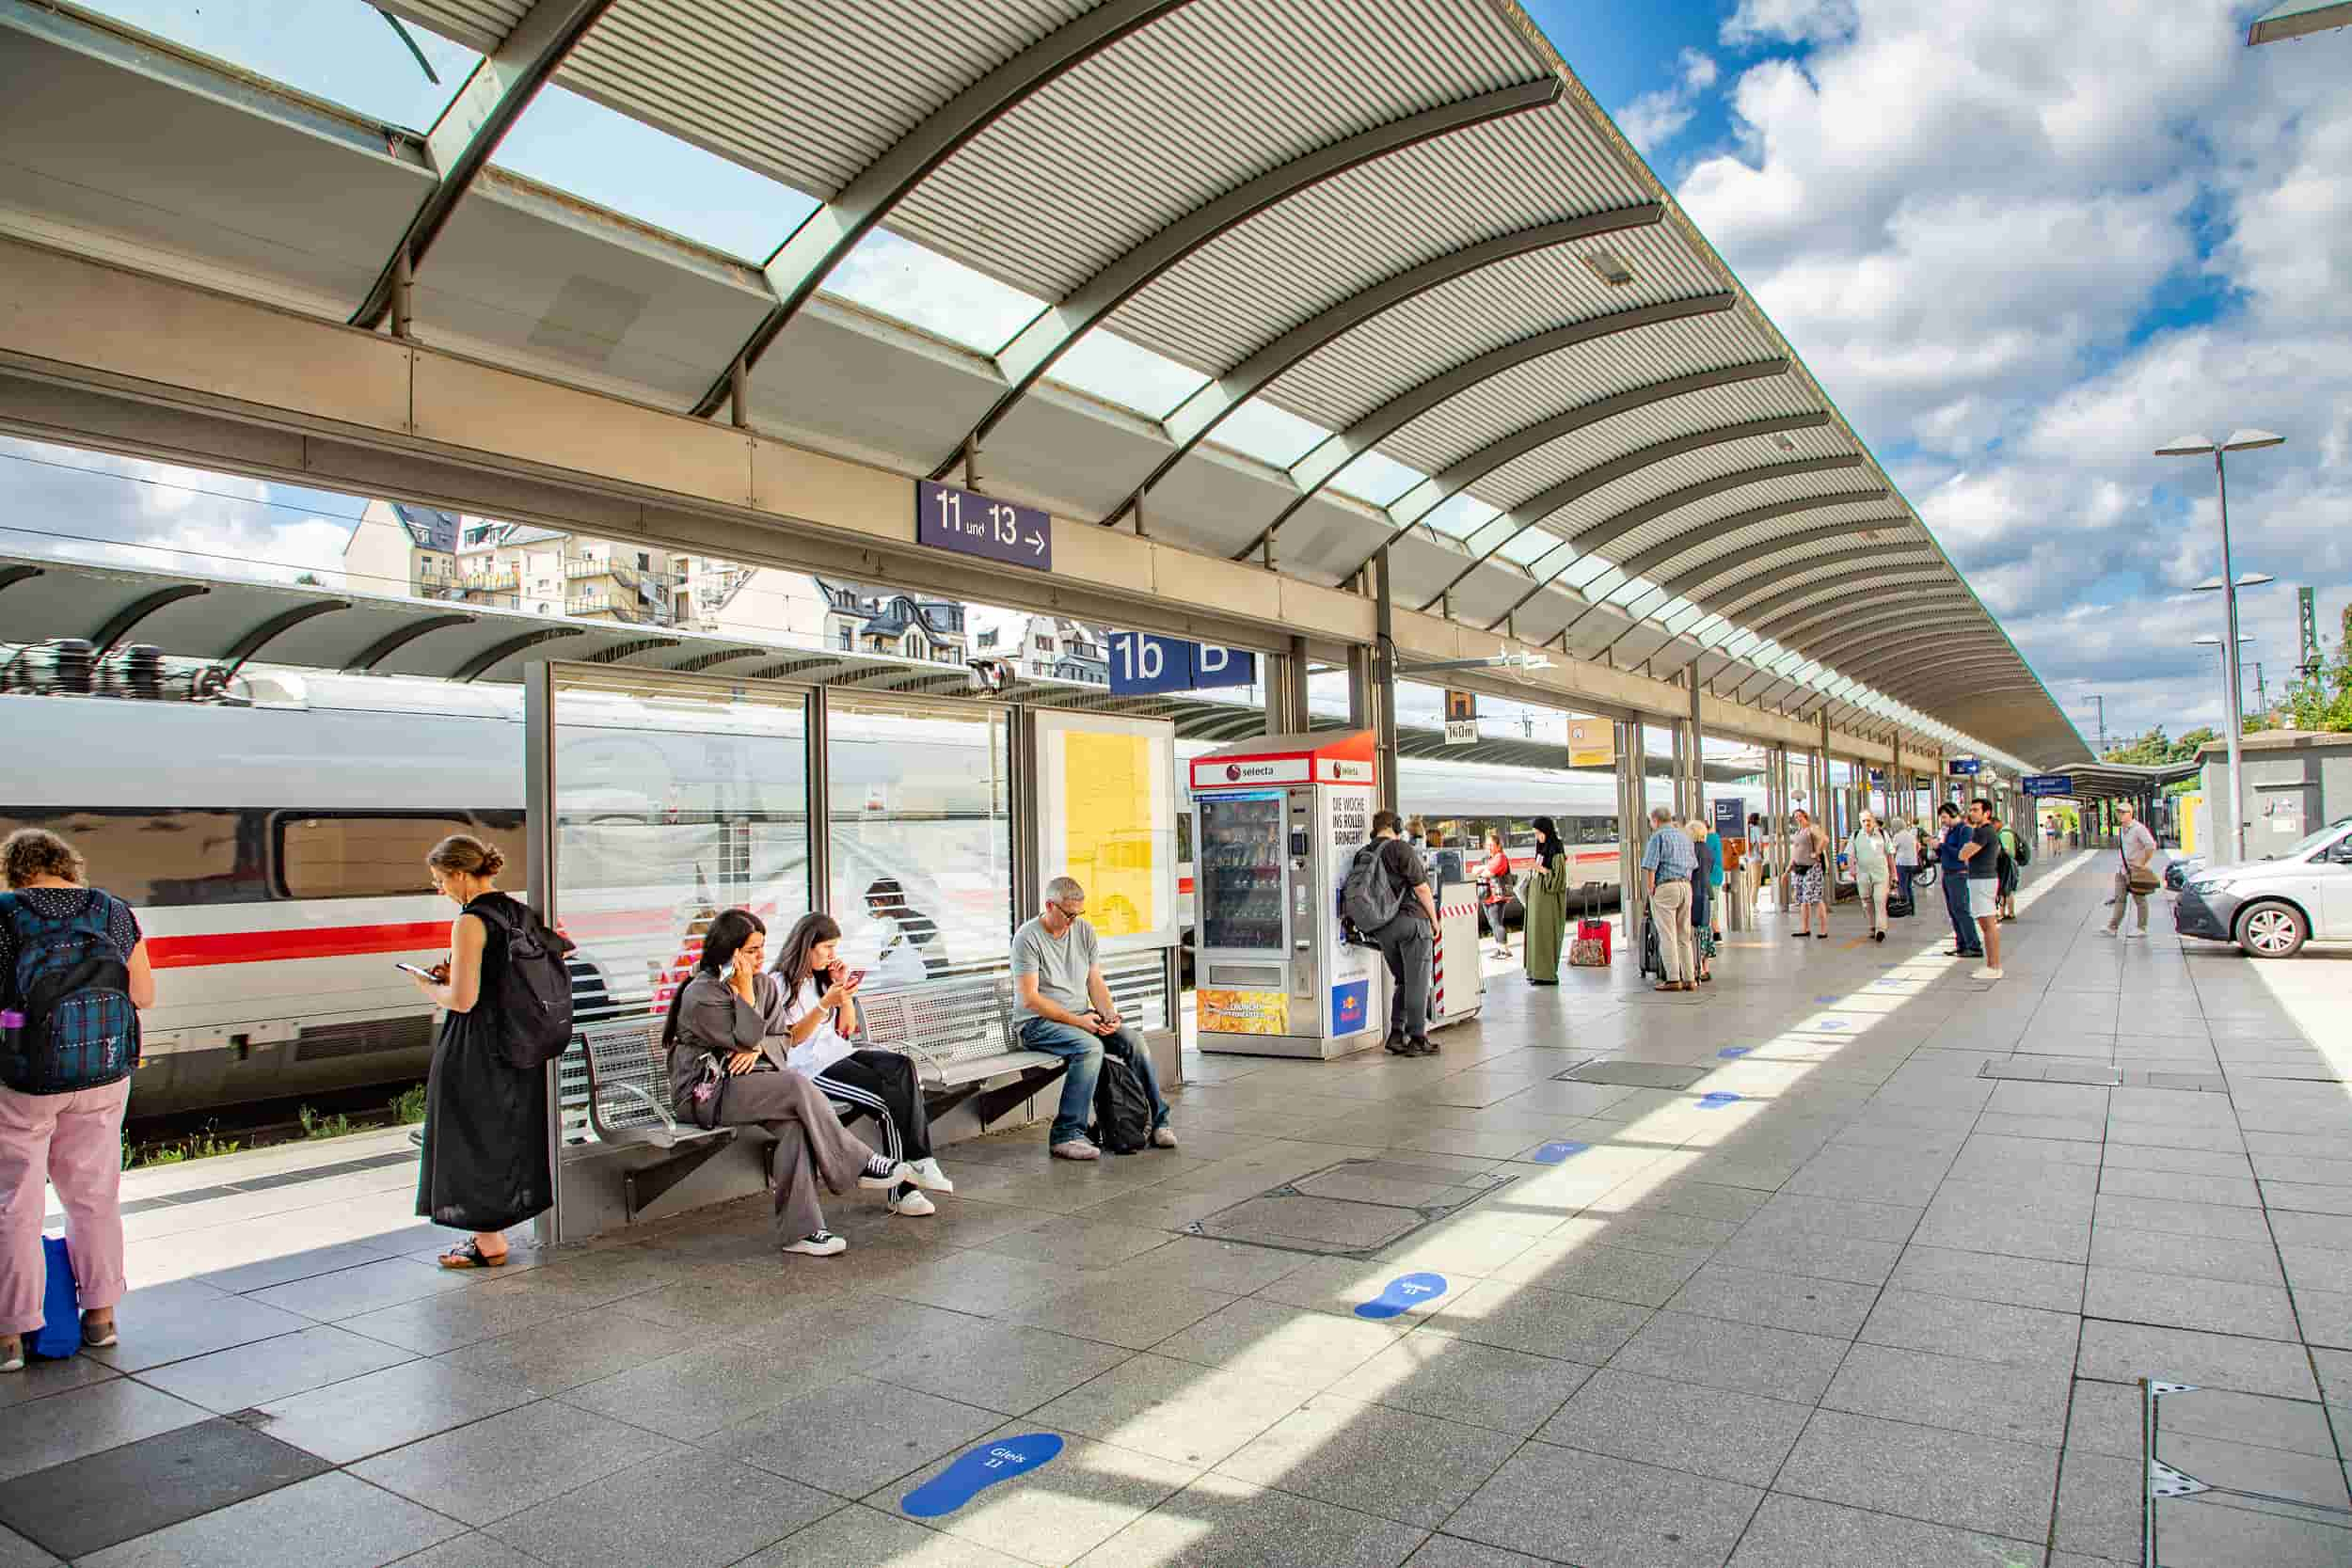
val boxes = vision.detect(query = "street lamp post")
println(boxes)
[2156,430,2283,863]
[2194,632,2257,858]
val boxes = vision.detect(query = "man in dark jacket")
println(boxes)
[1936,802,1982,959]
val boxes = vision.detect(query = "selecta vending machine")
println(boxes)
[1189,731,1384,1058]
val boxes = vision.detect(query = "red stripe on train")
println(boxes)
[147,921,451,969]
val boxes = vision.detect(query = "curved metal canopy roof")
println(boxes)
[0,0,2090,768]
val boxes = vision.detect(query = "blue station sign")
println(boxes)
[1947,758,1982,777]
[916,480,1052,572]
[1107,632,1258,696]
[2022,774,2074,796]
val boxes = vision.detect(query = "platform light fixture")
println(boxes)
[1581,249,1636,287]
[2155,428,2281,863]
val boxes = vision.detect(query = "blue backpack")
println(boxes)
[0,890,140,1095]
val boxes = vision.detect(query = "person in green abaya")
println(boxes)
[1522,816,1569,985]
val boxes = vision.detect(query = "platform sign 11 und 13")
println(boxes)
[916,480,1052,572]
[1107,633,1256,696]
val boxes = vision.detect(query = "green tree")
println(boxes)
[2286,635,2352,733]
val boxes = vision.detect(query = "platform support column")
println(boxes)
[1373,548,1400,816]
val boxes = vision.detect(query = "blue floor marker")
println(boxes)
[902,1434,1064,1516]
[1357,1271,1449,1319]
[1814,994,1841,1004]
[1816,1020,1849,1031]
[1530,1140,1589,1164]
[1698,1091,1742,1109]
[1717,1046,1752,1059]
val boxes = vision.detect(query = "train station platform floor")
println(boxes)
[6,852,2348,1567]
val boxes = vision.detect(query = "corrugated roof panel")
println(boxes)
[379,0,531,55]
[1590,467,1887,562]
[1465,377,1824,513]
[1650,511,1919,594]
[1489,420,1851,530]
[890,0,1549,301]
[560,0,1094,202]
[1107,105,1653,378]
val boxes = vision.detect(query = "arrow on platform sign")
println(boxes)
[1025,531,1044,556]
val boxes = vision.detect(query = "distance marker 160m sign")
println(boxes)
[915,479,1052,572]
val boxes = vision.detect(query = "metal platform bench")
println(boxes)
[578,975,1065,1222]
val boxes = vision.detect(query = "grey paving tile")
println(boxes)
[1487,1238,1708,1307]
[1026,1352,1315,1467]
[195,1241,398,1295]
[2050,1447,2138,1562]
[2283,1244,2352,1295]
[1075,1473,1428,1568]
[0,1526,58,1568]
[434,1307,670,1394]
[2314,1347,2352,1409]
[2066,1376,2337,1459]
[2097,1192,2276,1242]
[134,1323,415,1414]
[362,1534,538,1568]
[2078,1320,2318,1401]
[706,1372,1002,1495]
[0,1416,327,1560]
[1607,1309,1851,1402]
[2274,1208,2352,1250]
[1152,1298,1407,1389]
[1329,1332,1594,1437]
[871,1421,1196,1563]
[738,1504,1026,1567]
[247,1258,477,1322]
[869,1317,1136,1417]
[1251,1257,1468,1323]
[334,1282,591,1356]
[976,1217,1181,1270]
[1725,1492,2047,1568]
[1400,1537,1558,1568]
[2265,1180,2352,1216]
[2254,1151,2352,1187]
[1886,1244,2086,1313]
[251,1357,533,1464]
[1665,1261,1880,1338]
[1535,1368,1809,1487]
[2295,1288,2352,1351]
[2084,1264,2300,1341]
[73,1471,464,1568]
[2100,1166,2262,1208]
[1445,1443,1761,1568]
[1002,1275,1237,1350]
[349,1400,686,1527]
[1420,1278,1654,1363]
[1218,1393,1521,1528]
[83,1283,319,1374]
[2090,1224,2283,1287]
[0,1352,118,1411]
[556,1336,845,1441]
[2153,1497,2352,1567]
[2103,1143,2252,1180]
[1710,1227,1904,1286]
[1821,1342,2072,1446]
[1859,1289,2080,1369]
[0,1379,208,1484]
[485,1449,834,1568]
[1116,1235,1312,1295]
[1775,1408,2058,1541]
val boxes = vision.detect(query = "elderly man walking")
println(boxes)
[1642,806,1697,993]
[2100,801,2161,939]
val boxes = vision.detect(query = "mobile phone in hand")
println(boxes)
[395,962,436,979]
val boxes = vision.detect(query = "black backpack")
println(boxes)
[1339,842,1405,943]
[1089,1038,1152,1155]
[467,896,577,1069]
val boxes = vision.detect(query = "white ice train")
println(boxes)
[2,668,1638,1117]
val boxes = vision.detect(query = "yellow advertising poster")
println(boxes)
[1064,731,1155,937]
[1567,718,1615,768]
[1199,988,1291,1036]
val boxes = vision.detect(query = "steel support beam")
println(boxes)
[1234,291,1735,561]
[1104,205,1664,527]
[1629,515,1911,595]
[1491,490,1893,635]
[937,75,1563,481]
[89,583,209,657]
[352,0,616,329]
[343,612,476,673]
[216,601,347,680]
[453,627,587,684]
[1414,414,1836,609]
[692,0,1192,419]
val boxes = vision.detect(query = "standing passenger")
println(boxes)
[1959,799,2004,980]
[1849,812,1892,943]
[1479,832,1514,959]
[1704,816,1727,942]
[1890,816,1920,915]
[664,910,911,1258]
[1642,807,1697,992]
[1934,803,1982,959]
[1362,815,1441,1055]
[1788,808,1831,940]
[1521,817,1568,986]
[1685,817,1718,983]
[1011,879,1178,1154]
[408,835,551,1269]
[0,829,151,1371]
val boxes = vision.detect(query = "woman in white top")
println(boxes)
[765,911,951,1214]
[1788,808,1831,939]
[861,877,946,990]
[1889,817,1920,915]
[1848,812,1893,943]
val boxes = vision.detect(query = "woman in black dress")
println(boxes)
[407,833,550,1268]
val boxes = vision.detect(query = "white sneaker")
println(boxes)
[1150,1126,1178,1149]
[909,1157,955,1193]
[888,1188,937,1217]
[2094,927,2115,937]
[859,1158,915,1190]
[783,1231,846,1258]
[1971,966,2004,980]
[2122,929,2146,940]
[1051,1138,1101,1162]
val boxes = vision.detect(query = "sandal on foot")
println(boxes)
[437,1240,508,1270]
[81,1315,118,1349]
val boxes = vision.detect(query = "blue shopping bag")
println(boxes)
[28,1233,80,1360]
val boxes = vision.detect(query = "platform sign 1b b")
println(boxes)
[1107,632,1257,696]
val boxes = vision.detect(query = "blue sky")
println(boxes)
[20,0,2352,753]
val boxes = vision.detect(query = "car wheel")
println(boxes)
[2237,901,2307,959]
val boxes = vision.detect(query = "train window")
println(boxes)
[278,814,527,899]
[0,809,260,906]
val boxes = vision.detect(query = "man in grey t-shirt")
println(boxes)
[2103,801,2161,938]
[1011,876,1173,1160]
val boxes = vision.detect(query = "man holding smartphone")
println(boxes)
[1010,877,1176,1161]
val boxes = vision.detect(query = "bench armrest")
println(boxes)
[593,1078,679,1135]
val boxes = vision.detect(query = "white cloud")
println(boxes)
[1613,48,1722,155]
[1722,0,1857,49]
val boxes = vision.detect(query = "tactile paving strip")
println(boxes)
[1184,1157,1513,1259]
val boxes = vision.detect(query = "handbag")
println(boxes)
[685,1051,729,1131]
[2126,867,2161,895]
[29,1234,80,1360]
[1569,887,1612,968]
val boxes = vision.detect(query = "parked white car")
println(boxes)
[2174,816,2352,958]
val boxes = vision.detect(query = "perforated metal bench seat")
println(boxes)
[576,974,1066,1220]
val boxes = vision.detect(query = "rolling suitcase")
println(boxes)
[1568,887,1611,968]
[1638,913,1662,979]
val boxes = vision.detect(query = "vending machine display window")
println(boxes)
[1199,793,1284,952]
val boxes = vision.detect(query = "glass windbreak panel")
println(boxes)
[1197,793,1285,952]
[829,230,1046,354]
[549,668,812,1033]
[827,697,1011,982]
[82,0,479,131]
[1051,330,1209,420]
[492,87,815,262]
